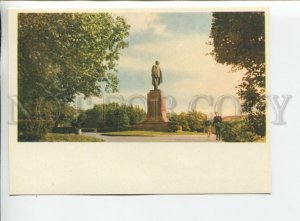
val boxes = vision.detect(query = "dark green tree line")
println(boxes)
[72,103,146,132]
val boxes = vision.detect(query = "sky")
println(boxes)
[81,12,245,117]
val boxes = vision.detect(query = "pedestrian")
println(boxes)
[212,112,222,141]
[204,119,212,139]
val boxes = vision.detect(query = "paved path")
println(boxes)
[84,133,220,142]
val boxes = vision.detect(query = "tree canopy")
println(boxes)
[72,103,146,131]
[210,12,265,72]
[210,12,266,136]
[18,13,130,108]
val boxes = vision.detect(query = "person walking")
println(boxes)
[212,112,222,141]
[204,118,212,139]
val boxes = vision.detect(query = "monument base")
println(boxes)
[132,121,168,131]
[133,89,169,131]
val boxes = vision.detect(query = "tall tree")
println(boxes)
[209,12,266,136]
[18,13,130,120]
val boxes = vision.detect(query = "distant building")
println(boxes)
[222,115,246,122]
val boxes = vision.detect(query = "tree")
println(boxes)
[126,105,146,125]
[187,111,207,132]
[73,103,146,131]
[18,13,130,120]
[209,12,266,136]
[178,112,190,131]
[167,111,207,132]
[103,103,130,131]
[50,103,77,127]
[220,119,259,142]
[71,111,87,128]
[167,112,181,132]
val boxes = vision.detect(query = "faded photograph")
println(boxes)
[18,11,266,142]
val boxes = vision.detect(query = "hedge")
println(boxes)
[52,127,77,134]
[220,120,259,142]
[18,120,54,141]
[81,128,98,132]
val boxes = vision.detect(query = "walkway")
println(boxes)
[83,133,220,142]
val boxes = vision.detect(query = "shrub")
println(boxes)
[247,113,266,136]
[72,103,145,131]
[187,111,207,132]
[71,112,87,128]
[177,112,190,131]
[127,105,146,125]
[181,120,190,131]
[168,121,182,132]
[220,119,259,142]
[105,107,130,131]
[167,111,207,132]
[196,127,205,133]
[18,120,54,141]
[81,128,98,132]
[52,127,77,134]
[167,112,180,132]
[42,133,104,142]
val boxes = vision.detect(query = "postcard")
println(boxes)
[8,5,270,194]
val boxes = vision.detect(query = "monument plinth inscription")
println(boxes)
[134,61,168,131]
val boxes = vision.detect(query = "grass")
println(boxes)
[255,136,266,143]
[100,130,204,137]
[43,133,104,142]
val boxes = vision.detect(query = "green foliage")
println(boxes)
[178,112,190,131]
[18,13,130,140]
[81,128,98,133]
[73,103,146,131]
[127,105,147,125]
[210,12,265,70]
[18,98,78,140]
[167,112,181,132]
[167,111,207,132]
[247,112,266,136]
[18,120,54,141]
[220,119,259,142]
[52,127,77,133]
[210,12,266,136]
[55,104,77,127]
[18,13,130,104]
[43,133,104,142]
[187,111,207,132]
[72,112,88,128]
[18,98,58,122]
[105,105,130,131]
[80,105,106,128]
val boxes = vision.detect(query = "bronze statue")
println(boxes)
[151,61,162,90]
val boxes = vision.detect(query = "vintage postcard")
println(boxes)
[8,6,270,194]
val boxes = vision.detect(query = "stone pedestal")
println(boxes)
[134,89,169,131]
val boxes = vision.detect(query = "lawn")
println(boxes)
[255,136,266,143]
[101,130,204,137]
[43,133,104,142]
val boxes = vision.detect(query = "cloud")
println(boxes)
[119,34,245,77]
[110,13,246,115]
[130,34,209,72]
[118,13,172,37]
[116,33,245,114]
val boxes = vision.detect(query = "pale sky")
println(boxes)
[79,12,245,117]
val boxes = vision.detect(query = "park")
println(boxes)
[17,12,266,142]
